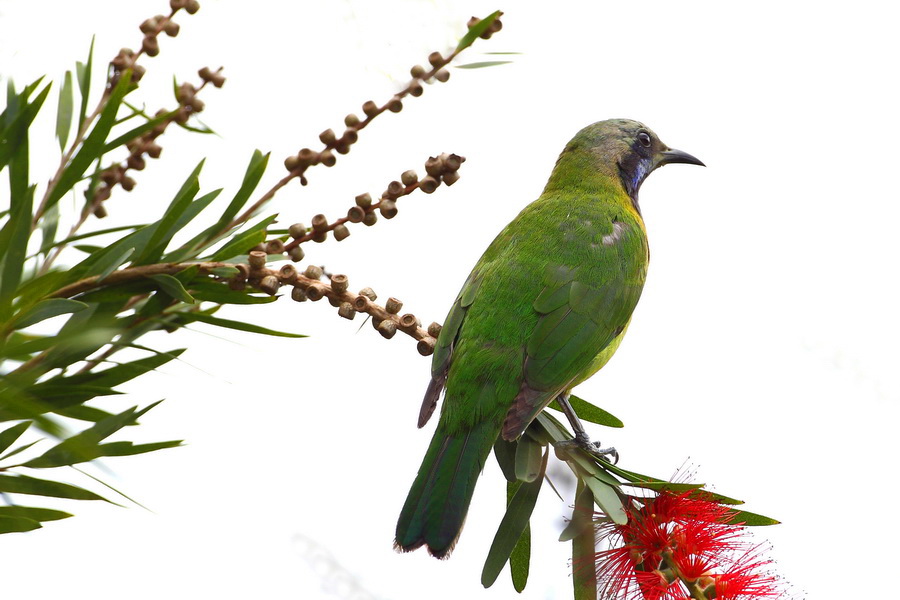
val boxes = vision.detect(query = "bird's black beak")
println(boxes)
[655,147,705,168]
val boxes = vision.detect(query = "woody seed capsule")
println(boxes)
[289,223,307,239]
[385,297,403,314]
[312,230,328,243]
[248,251,267,269]
[355,193,372,207]
[306,283,326,301]
[442,170,460,186]
[142,35,160,57]
[387,98,402,113]
[259,275,280,295]
[236,263,251,279]
[418,176,439,194]
[164,21,180,36]
[265,239,285,254]
[410,64,426,78]
[284,155,300,171]
[399,314,418,329]
[291,287,308,302]
[228,278,246,291]
[333,224,350,241]
[140,18,158,33]
[428,51,443,67]
[409,82,424,97]
[338,302,356,320]
[359,287,377,301]
[362,100,378,117]
[387,180,405,197]
[424,156,443,177]
[401,170,418,186]
[363,212,378,226]
[377,320,397,339]
[344,113,360,127]
[417,338,436,356]
[303,264,323,280]
[319,128,336,145]
[427,322,442,337]
[311,214,328,231]
[342,129,359,144]
[289,246,305,262]
[435,69,450,83]
[320,149,336,167]
[347,206,365,223]
[328,296,341,308]
[353,295,370,311]
[185,0,200,14]
[279,264,298,282]
[330,274,349,293]
[379,200,398,219]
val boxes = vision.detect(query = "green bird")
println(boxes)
[395,119,703,558]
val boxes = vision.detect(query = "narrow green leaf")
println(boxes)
[514,435,542,482]
[493,438,517,482]
[36,223,144,255]
[50,349,185,390]
[132,160,204,264]
[46,70,132,210]
[0,422,31,455]
[548,395,624,428]
[0,506,72,522]
[161,189,225,262]
[481,448,546,588]
[56,70,74,151]
[725,509,780,526]
[456,11,503,52]
[12,298,88,329]
[0,186,34,322]
[96,439,182,457]
[207,214,278,262]
[509,517,530,592]
[0,474,108,501]
[0,439,42,461]
[148,274,195,304]
[76,36,95,130]
[0,515,41,533]
[455,61,513,69]
[572,481,598,600]
[571,462,627,525]
[39,202,60,258]
[173,312,305,337]
[0,81,50,172]
[185,286,277,305]
[93,246,135,281]
[208,266,239,278]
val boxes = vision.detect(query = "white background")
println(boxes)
[1,1,898,599]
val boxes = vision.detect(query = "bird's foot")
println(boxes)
[555,432,619,464]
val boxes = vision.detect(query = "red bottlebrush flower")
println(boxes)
[593,492,781,600]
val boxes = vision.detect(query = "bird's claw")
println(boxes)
[555,433,619,464]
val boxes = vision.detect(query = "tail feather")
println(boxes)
[395,420,497,558]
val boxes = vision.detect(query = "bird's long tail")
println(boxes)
[394,419,497,558]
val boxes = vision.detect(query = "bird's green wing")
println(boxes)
[501,222,645,440]
[418,269,483,427]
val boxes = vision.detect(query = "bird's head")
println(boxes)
[566,118,704,206]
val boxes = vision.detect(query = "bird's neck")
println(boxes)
[542,147,641,217]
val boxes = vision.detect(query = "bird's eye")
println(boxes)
[638,132,652,147]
